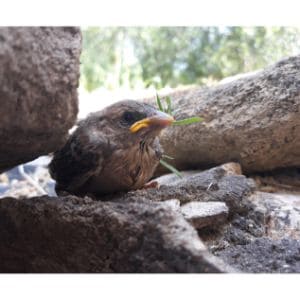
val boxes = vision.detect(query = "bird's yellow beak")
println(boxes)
[130,111,174,133]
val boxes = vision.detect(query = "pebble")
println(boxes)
[160,199,181,211]
[180,201,229,229]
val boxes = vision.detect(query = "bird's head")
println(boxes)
[95,100,174,142]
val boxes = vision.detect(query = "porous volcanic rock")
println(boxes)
[0,27,81,172]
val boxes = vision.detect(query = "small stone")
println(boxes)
[221,162,242,175]
[155,171,198,186]
[180,201,229,229]
[159,199,180,211]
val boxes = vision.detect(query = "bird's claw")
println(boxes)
[142,180,159,189]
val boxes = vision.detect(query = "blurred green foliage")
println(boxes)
[80,27,300,91]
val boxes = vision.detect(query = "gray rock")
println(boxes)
[181,201,229,229]
[216,238,300,273]
[0,195,234,273]
[116,163,256,213]
[0,27,81,172]
[147,55,300,174]
[247,191,300,239]
[159,199,181,211]
[155,170,199,186]
[155,162,242,186]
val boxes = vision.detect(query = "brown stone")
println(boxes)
[148,56,300,174]
[0,27,81,172]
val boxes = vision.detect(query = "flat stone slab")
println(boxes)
[180,201,229,229]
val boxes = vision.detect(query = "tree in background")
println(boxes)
[80,27,300,92]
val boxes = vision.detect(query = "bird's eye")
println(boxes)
[122,111,136,125]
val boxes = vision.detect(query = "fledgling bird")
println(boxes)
[49,100,174,197]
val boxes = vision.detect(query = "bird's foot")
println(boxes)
[142,180,159,190]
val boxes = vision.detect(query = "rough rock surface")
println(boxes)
[2,160,300,273]
[180,201,229,229]
[246,191,300,239]
[115,163,256,213]
[160,199,181,211]
[148,55,300,174]
[0,27,81,172]
[217,238,300,273]
[0,195,233,273]
[199,188,300,273]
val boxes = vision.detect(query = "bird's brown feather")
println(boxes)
[49,100,169,197]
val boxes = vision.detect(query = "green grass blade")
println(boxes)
[160,159,183,178]
[162,154,174,160]
[165,96,172,115]
[156,93,164,112]
[172,116,204,126]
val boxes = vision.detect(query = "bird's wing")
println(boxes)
[49,129,108,193]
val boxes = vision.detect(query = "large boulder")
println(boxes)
[149,55,300,174]
[0,195,233,273]
[0,27,81,172]
[0,164,250,272]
